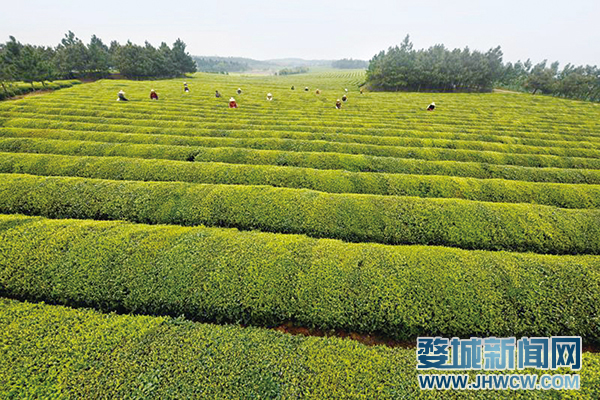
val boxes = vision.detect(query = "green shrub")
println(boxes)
[1,214,599,342]
[4,116,600,160]
[3,137,600,184]
[2,298,598,399]
[2,152,600,209]
[1,173,599,254]
[0,80,81,101]
[3,116,600,168]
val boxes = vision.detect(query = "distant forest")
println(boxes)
[193,57,249,73]
[277,67,309,76]
[332,58,368,69]
[0,32,197,87]
[367,35,600,102]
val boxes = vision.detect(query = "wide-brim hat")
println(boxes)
[230,98,235,101]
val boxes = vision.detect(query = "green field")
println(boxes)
[1,70,599,397]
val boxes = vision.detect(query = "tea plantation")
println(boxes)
[0,70,599,397]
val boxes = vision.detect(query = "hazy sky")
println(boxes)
[2,0,599,66]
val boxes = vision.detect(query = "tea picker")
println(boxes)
[117,90,128,101]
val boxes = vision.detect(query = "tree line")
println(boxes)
[0,31,196,89]
[332,58,368,69]
[193,57,249,73]
[277,67,309,76]
[499,60,600,102]
[367,35,503,92]
[367,35,600,102]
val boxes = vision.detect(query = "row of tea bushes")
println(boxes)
[4,116,600,168]
[3,298,598,399]
[0,80,81,101]
[5,105,600,153]
[2,152,600,209]
[1,174,600,254]
[4,122,600,162]
[3,137,600,184]
[5,110,600,149]
[1,214,599,341]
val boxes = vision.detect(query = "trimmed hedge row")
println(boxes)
[0,80,81,101]
[4,122,600,156]
[4,108,600,146]
[0,137,195,161]
[1,215,599,342]
[3,152,600,209]
[4,137,600,185]
[7,104,600,144]
[1,174,599,254]
[6,94,600,132]
[3,298,598,399]
[4,123,600,162]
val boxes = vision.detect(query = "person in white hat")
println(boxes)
[266,93,273,101]
[427,102,436,111]
[150,89,158,100]
[117,90,128,101]
[237,88,242,95]
[229,97,238,108]
[335,99,342,109]
[184,82,190,92]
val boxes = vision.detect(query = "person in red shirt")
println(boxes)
[150,89,158,100]
[229,97,238,108]
[335,99,342,109]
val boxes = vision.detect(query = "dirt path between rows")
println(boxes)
[272,322,600,352]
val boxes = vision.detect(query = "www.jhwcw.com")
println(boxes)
[418,374,580,390]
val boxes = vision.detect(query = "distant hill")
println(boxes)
[265,58,334,68]
[193,56,335,73]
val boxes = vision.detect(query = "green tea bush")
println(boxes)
[1,174,599,254]
[5,105,600,151]
[2,152,600,209]
[3,137,600,185]
[5,110,600,149]
[0,80,81,100]
[3,121,600,166]
[2,298,598,399]
[1,215,599,342]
